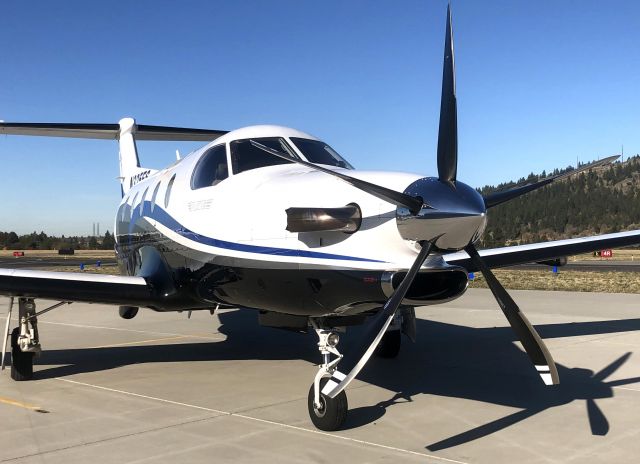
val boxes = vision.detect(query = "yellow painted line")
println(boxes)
[0,395,46,412]
[87,335,190,349]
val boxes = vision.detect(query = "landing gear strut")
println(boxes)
[2,298,71,381]
[308,320,348,431]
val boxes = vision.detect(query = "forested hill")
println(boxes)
[478,155,640,248]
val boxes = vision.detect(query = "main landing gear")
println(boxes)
[2,297,71,380]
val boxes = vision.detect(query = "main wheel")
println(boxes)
[10,328,34,381]
[308,378,348,431]
[374,329,401,358]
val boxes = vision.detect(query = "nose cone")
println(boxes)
[396,177,487,251]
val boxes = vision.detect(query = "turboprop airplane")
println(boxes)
[1,6,639,431]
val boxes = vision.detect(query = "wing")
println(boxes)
[444,230,640,271]
[0,268,156,306]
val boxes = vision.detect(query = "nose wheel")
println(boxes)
[307,377,348,431]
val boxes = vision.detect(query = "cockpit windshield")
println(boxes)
[230,137,298,175]
[290,138,354,169]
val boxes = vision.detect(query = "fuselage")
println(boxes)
[114,125,474,315]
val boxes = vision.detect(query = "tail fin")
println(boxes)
[118,118,148,196]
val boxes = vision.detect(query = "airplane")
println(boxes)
[1,5,639,432]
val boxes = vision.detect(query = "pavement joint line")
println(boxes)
[614,386,640,392]
[39,320,224,340]
[2,415,217,463]
[86,335,192,349]
[233,383,372,416]
[54,377,468,464]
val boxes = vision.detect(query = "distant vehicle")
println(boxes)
[537,257,568,267]
[0,6,638,431]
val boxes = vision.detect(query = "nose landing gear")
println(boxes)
[308,320,348,431]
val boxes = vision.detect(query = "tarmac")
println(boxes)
[1,289,640,463]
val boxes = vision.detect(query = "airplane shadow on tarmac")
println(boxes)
[26,309,640,450]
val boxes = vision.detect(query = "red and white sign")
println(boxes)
[600,249,613,258]
[12,251,24,257]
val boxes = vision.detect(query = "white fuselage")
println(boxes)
[116,125,426,273]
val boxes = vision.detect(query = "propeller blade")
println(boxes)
[464,243,559,385]
[324,240,435,398]
[586,398,609,436]
[250,140,424,214]
[436,4,458,183]
[484,155,619,209]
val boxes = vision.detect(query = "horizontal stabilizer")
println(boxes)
[0,122,228,141]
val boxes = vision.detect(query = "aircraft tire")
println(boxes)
[308,378,348,431]
[10,328,34,381]
[374,329,401,358]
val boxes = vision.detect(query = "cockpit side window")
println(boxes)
[230,138,297,175]
[191,145,228,189]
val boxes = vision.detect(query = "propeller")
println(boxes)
[252,5,564,395]
[464,244,559,385]
[321,5,560,397]
[323,240,435,398]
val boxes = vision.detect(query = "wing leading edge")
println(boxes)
[444,230,640,271]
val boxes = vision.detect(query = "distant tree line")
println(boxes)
[0,230,116,251]
[478,155,640,247]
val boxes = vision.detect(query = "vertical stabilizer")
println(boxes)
[118,118,153,196]
[119,118,141,193]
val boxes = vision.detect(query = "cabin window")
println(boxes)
[230,138,297,175]
[165,174,176,208]
[150,182,161,212]
[191,145,228,189]
[290,137,353,169]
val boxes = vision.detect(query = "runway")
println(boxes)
[1,289,640,463]
[516,260,640,273]
[0,257,117,270]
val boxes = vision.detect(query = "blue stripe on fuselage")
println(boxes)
[126,201,385,263]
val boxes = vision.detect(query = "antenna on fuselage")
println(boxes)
[176,149,181,160]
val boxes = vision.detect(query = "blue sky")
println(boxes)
[1,0,638,235]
